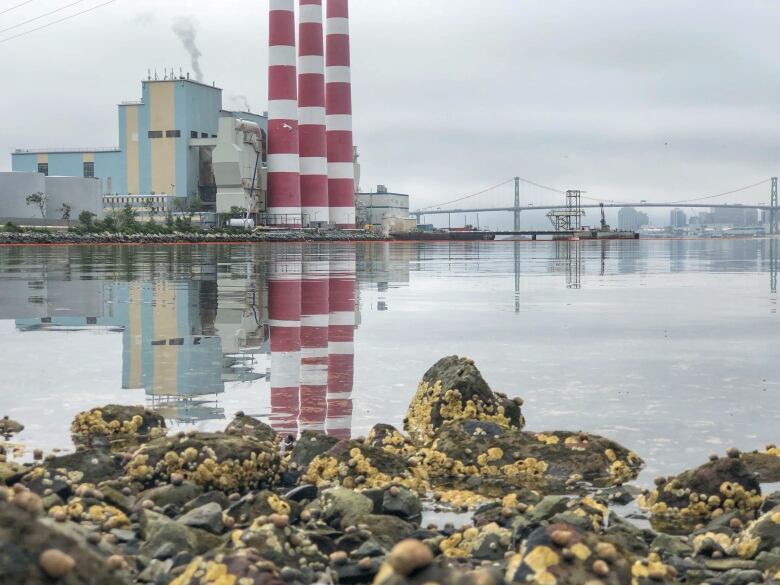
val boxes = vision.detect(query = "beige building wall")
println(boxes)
[148,83,176,195]
[125,105,140,194]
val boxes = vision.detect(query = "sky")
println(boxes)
[1,0,780,220]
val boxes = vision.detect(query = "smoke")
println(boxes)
[231,94,252,112]
[172,17,203,82]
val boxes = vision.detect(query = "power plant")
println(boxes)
[2,0,359,229]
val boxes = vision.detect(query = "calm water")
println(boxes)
[0,239,778,487]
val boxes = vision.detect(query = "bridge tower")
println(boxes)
[513,177,521,232]
[771,177,778,236]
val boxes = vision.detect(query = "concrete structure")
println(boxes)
[356,186,410,229]
[267,0,302,227]
[11,77,268,216]
[325,0,356,228]
[298,0,330,226]
[618,207,650,232]
[670,208,687,229]
[0,172,102,221]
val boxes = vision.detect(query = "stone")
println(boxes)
[180,490,229,515]
[284,483,319,503]
[382,486,422,522]
[226,489,296,527]
[170,549,293,585]
[43,448,124,485]
[288,430,340,472]
[388,539,434,577]
[308,487,375,529]
[177,502,224,534]
[138,509,221,558]
[71,404,165,448]
[404,356,525,445]
[360,514,416,550]
[225,413,278,444]
[741,452,780,483]
[137,482,203,511]
[0,415,24,436]
[0,461,25,485]
[39,549,76,578]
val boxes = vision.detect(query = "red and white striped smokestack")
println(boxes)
[299,256,329,431]
[325,0,356,228]
[298,0,329,227]
[268,0,302,227]
[326,253,356,439]
[269,258,302,436]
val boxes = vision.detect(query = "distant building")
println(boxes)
[709,206,759,227]
[670,208,687,229]
[618,207,650,231]
[356,185,412,231]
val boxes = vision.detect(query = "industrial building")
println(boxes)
[356,185,414,232]
[0,172,102,223]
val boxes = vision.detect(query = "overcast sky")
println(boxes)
[2,0,779,214]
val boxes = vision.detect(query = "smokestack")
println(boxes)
[269,255,303,436]
[326,252,355,439]
[299,253,329,431]
[325,0,356,228]
[298,0,329,227]
[268,0,302,227]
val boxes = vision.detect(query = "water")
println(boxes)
[0,239,778,488]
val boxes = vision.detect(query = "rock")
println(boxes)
[180,490,229,515]
[138,509,221,558]
[284,483,318,503]
[136,559,173,583]
[172,549,295,585]
[137,482,203,511]
[405,356,525,445]
[42,448,124,485]
[0,498,118,584]
[225,413,278,444]
[0,461,25,485]
[366,424,417,458]
[0,416,24,436]
[178,502,224,534]
[374,558,460,585]
[382,486,422,522]
[71,404,166,448]
[640,457,763,534]
[652,533,693,557]
[308,487,374,529]
[741,451,780,483]
[440,523,512,561]
[303,439,414,489]
[226,489,296,527]
[360,514,416,550]
[733,505,780,559]
[125,431,280,492]
[388,539,434,576]
[232,519,327,569]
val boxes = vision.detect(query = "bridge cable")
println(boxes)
[416,178,514,212]
[578,178,771,206]
[0,0,35,17]
[0,0,116,44]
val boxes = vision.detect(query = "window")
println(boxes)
[191,131,198,138]
[83,162,94,178]
[37,163,48,176]
[166,130,181,138]
[201,133,208,138]
[148,130,163,138]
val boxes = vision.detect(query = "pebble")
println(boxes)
[551,530,572,548]
[592,559,610,577]
[330,551,348,565]
[270,513,289,529]
[106,555,126,571]
[39,549,76,578]
[389,539,434,577]
[726,447,741,459]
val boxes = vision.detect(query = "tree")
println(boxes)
[25,192,47,218]
[59,203,72,221]
[78,210,96,231]
[118,204,137,231]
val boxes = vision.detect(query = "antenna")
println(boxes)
[147,68,151,81]
[154,68,158,80]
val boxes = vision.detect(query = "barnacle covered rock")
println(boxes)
[227,515,328,569]
[71,404,166,448]
[0,415,24,437]
[505,522,677,585]
[421,420,642,492]
[405,356,524,445]
[733,505,780,560]
[639,457,763,534]
[741,446,780,483]
[225,413,278,444]
[439,522,512,560]
[125,431,280,493]
[171,549,291,585]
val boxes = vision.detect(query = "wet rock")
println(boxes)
[374,557,460,585]
[652,533,694,557]
[0,497,118,584]
[171,549,291,585]
[367,424,417,458]
[303,440,416,490]
[440,523,512,561]
[425,422,642,491]
[741,450,780,483]
[227,490,297,527]
[136,558,174,583]
[359,514,416,550]
[180,490,229,515]
[125,431,280,493]
[388,538,434,576]
[225,413,278,444]
[308,487,374,529]
[138,509,221,559]
[231,518,328,569]
[0,461,25,485]
[640,457,762,534]
[71,404,166,448]
[284,483,318,503]
[137,482,203,511]
[733,506,780,559]
[178,502,224,534]
[0,415,24,436]
[42,447,124,485]
[405,356,525,445]
[382,485,422,522]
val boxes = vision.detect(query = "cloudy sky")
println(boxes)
[1,0,779,215]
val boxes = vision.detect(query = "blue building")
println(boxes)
[12,76,267,206]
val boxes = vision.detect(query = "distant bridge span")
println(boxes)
[412,202,772,218]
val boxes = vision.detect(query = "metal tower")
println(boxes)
[547,190,585,232]
[513,177,521,232]
[771,177,778,236]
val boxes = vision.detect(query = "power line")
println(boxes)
[0,0,116,45]
[0,0,84,35]
[0,0,34,17]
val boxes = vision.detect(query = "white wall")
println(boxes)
[0,172,46,219]
[0,172,103,221]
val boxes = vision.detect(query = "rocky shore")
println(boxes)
[1,356,779,584]
[0,229,387,246]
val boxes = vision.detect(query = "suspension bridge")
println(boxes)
[411,177,780,235]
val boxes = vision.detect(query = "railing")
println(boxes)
[12,147,121,154]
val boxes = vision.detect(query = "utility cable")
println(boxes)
[0,0,116,45]
[0,0,84,34]
[0,0,34,17]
